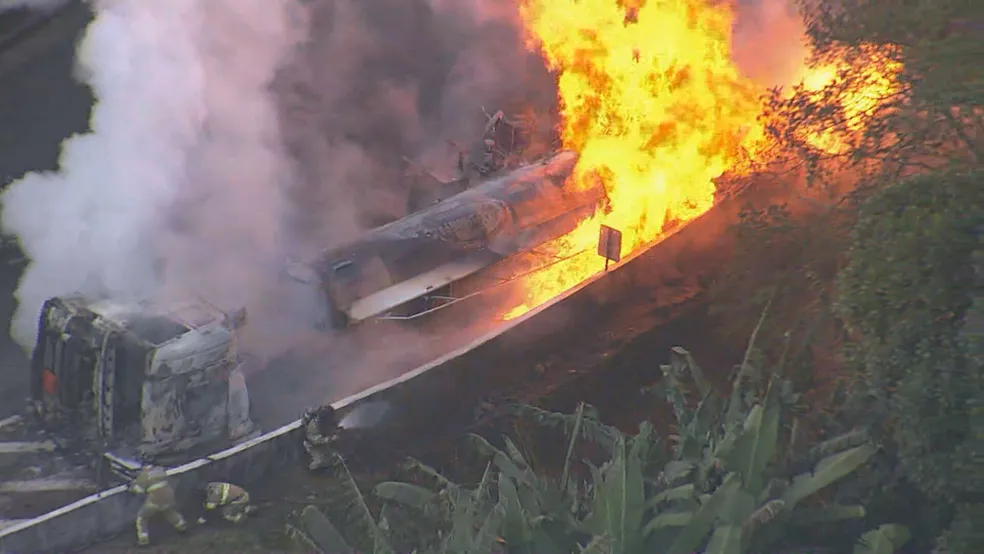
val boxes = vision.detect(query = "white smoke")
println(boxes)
[339,400,391,429]
[0,0,307,350]
[731,0,811,88]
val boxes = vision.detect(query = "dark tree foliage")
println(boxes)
[752,0,983,201]
[837,169,984,551]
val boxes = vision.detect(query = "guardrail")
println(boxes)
[0,190,749,553]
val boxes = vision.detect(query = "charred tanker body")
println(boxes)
[28,296,257,474]
[294,150,608,329]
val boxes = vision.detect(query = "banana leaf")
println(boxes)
[502,435,532,470]
[781,444,877,508]
[790,504,866,525]
[465,433,534,486]
[853,524,911,554]
[669,346,712,398]
[661,460,696,485]
[704,524,743,554]
[323,457,394,554]
[740,498,785,540]
[666,473,741,554]
[580,534,614,554]
[402,457,456,490]
[687,391,723,443]
[511,403,621,452]
[583,436,646,554]
[646,483,696,508]
[643,511,693,533]
[498,471,533,546]
[561,402,586,490]
[286,505,356,554]
[723,377,783,494]
[720,489,758,525]
[444,462,498,553]
[374,481,437,510]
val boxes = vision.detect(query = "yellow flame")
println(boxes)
[793,45,903,153]
[503,0,765,319]
[501,2,901,321]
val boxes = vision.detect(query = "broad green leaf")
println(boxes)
[322,458,393,554]
[373,482,437,510]
[782,444,877,508]
[719,489,757,525]
[804,428,870,460]
[853,524,912,554]
[502,435,531,470]
[291,505,356,554]
[646,483,695,508]
[669,346,712,398]
[465,433,532,485]
[498,472,533,546]
[667,473,741,554]
[629,420,661,474]
[643,511,693,534]
[580,534,615,554]
[724,377,782,494]
[662,460,695,484]
[740,499,785,540]
[402,457,456,490]
[791,504,866,526]
[512,403,621,452]
[584,436,646,554]
[688,391,723,440]
[473,501,507,554]
[561,402,586,490]
[704,524,743,554]
[680,433,704,462]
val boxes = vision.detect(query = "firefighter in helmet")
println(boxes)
[204,481,253,523]
[303,405,340,471]
[129,464,187,546]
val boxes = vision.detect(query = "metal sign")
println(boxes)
[597,224,622,270]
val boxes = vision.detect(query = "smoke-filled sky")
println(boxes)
[0,0,811,355]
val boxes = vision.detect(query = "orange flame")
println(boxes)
[502,0,765,319]
[792,45,903,154]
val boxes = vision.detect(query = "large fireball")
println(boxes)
[503,0,766,318]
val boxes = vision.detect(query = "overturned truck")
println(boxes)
[292,150,608,329]
[29,296,257,476]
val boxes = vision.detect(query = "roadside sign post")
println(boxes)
[597,224,622,271]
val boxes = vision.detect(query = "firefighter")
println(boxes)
[203,481,253,523]
[303,405,340,471]
[477,138,497,175]
[129,464,187,546]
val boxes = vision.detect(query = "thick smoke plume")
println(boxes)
[0,0,552,367]
[1,0,306,350]
[0,0,812,381]
[277,0,555,249]
[731,0,811,88]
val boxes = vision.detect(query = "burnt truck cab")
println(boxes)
[29,296,257,470]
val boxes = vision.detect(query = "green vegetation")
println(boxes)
[287,341,911,554]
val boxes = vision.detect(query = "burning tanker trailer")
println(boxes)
[289,150,609,329]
